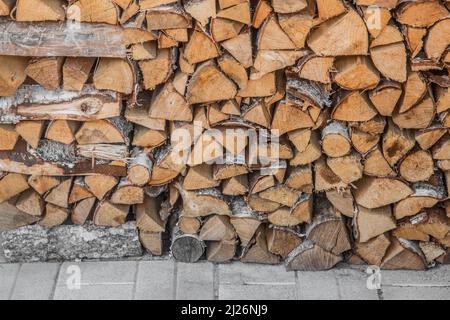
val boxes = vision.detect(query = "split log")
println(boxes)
[45,178,72,208]
[140,232,163,256]
[111,178,144,205]
[139,48,174,90]
[28,175,60,195]
[354,177,413,209]
[93,201,129,227]
[207,239,237,262]
[199,215,236,241]
[67,0,119,25]
[71,196,96,225]
[354,233,391,266]
[85,175,119,200]
[38,203,68,228]
[176,186,232,217]
[241,225,280,264]
[0,173,29,203]
[127,148,153,186]
[0,56,28,97]
[16,0,65,22]
[355,205,396,243]
[135,195,165,232]
[15,121,44,149]
[381,238,427,270]
[93,58,134,94]
[63,57,96,91]
[0,197,40,231]
[15,189,44,217]
[266,226,302,258]
[306,196,351,255]
[286,240,342,271]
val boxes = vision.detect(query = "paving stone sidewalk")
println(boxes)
[1,252,449,300]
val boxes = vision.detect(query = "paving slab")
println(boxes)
[219,263,296,300]
[0,264,19,299]
[134,260,175,300]
[382,285,450,300]
[296,271,340,300]
[381,265,450,287]
[0,233,5,263]
[334,268,379,300]
[53,261,137,300]
[296,268,378,300]
[10,263,59,300]
[176,262,214,300]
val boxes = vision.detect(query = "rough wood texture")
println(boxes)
[0,19,126,57]
[0,0,449,270]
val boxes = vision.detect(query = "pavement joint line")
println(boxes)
[382,284,450,288]
[8,264,21,300]
[131,260,139,300]
[172,261,178,300]
[294,271,300,300]
[66,282,135,286]
[335,275,342,300]
[240,282,297,286]
[213,263,219,301]
[51,263,62,300]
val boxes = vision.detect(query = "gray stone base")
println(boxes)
[1,222,143,263]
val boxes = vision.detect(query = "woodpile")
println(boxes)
[1,0,450,271]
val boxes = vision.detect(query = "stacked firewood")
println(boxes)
[1,0,450,270]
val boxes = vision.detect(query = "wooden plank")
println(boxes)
[0,18,127,57]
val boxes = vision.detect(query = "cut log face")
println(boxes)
[332,91,378,122]
[63,58,95,91]
[258,15,296,50]
[381,238,426,270]
[266,227,302,258]
[85,175,118,200]
[135,196,164,233]
[45,178,72,208]
[370,42,407,83]
[39,203,69,228]
[307,10,369,56]
[0,173,29,203]
[16,189,44,217]
[286,240,342,271]
[25,57,63,91]
[16,0,66,22]
[139,48,173,90]
[187,61,238,104]
[356,205,396,243]
[353,177,413,209]
[241,226,280,265]
[0,197,40,231]
[71,196,96,225]
[93,58,134,94]
[0,56,28,97]
[0,124,19,151]
[93,201,129,227]
[425,18,450,61]
[67,0,119,25]
[399,150,434,183]
[184,28,220,64]
[355,233,391,266]
[334,56,380,90]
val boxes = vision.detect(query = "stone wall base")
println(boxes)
[1,222,143,263]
